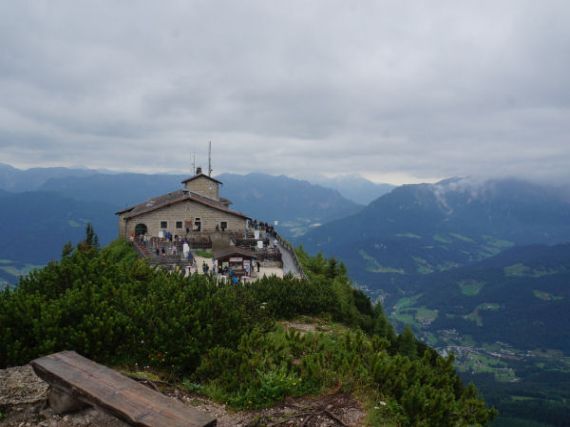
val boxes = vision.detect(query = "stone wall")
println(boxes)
[121,199,246,238]
[185,176,219,200]
[118,215,127,238]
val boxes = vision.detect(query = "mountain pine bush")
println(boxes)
[0,227,496,425]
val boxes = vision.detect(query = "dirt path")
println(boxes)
[0,365,365,427]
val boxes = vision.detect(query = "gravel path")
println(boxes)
[1,365,364,426]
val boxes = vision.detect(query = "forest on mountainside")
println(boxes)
[0,227,495,426]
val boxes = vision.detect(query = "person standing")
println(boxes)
[245,261,251,277]
[183,242,190,259]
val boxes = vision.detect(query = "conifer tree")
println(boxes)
[327,258,337,278]
[373,303,396,342]
[61,241,74,258]
[78,223,100,252]
[85,223,96,247]
[398,325,418,359]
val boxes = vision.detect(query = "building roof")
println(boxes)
[115,189,249,220]
[213,247,257,261]
[181,173,223,185]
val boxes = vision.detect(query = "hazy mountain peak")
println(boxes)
[304,173,395,205]
[427,176,559,208]
[0,163,18,171]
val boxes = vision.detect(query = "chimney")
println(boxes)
[196,166,202,175]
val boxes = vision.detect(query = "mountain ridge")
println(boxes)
[300,177,570,284]
[304,173,395,205]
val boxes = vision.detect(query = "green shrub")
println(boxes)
[0,237,495,425]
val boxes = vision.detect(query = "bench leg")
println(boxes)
[48,386,88,414]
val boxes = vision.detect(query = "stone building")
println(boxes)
[116,168,249,240]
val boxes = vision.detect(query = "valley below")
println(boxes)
[352,242,570,427]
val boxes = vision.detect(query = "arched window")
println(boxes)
[134,223,148,236]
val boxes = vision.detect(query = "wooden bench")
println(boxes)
[31,351,216,427]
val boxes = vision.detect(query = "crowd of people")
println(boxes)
[128,220,283,283]
[251,220,278,238]
[131,233,263,285]
[130,233,194,261]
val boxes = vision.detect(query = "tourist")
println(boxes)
[244,262,250,276]
[182,242,190,259]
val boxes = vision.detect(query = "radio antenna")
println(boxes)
[208,141,213,176]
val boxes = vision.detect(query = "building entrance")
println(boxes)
[134,223,148,236]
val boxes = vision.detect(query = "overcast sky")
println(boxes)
[0,1,569,184]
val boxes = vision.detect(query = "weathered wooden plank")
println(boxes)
[31,351,216,427]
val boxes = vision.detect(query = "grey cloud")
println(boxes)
[0,0,569,183]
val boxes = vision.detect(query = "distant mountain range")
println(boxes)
[40,171,362,235]
[0,190,117,287]
[304,174,395,205]
[0,163,99,192]
[39,172,188,209]
[300,177,570,291]
[217,173,362,236]
[0,162,386,207]
[0,164,363,284]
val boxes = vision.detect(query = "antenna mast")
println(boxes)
[191,152,196,175]
[208,141,213,177]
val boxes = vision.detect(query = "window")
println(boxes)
[194,218,201,232]
[220,221,228,231]
[176,221,183,229]
[160,221,167,229]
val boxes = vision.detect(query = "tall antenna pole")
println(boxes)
[208,141,211,176]
[192,152,196,175]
